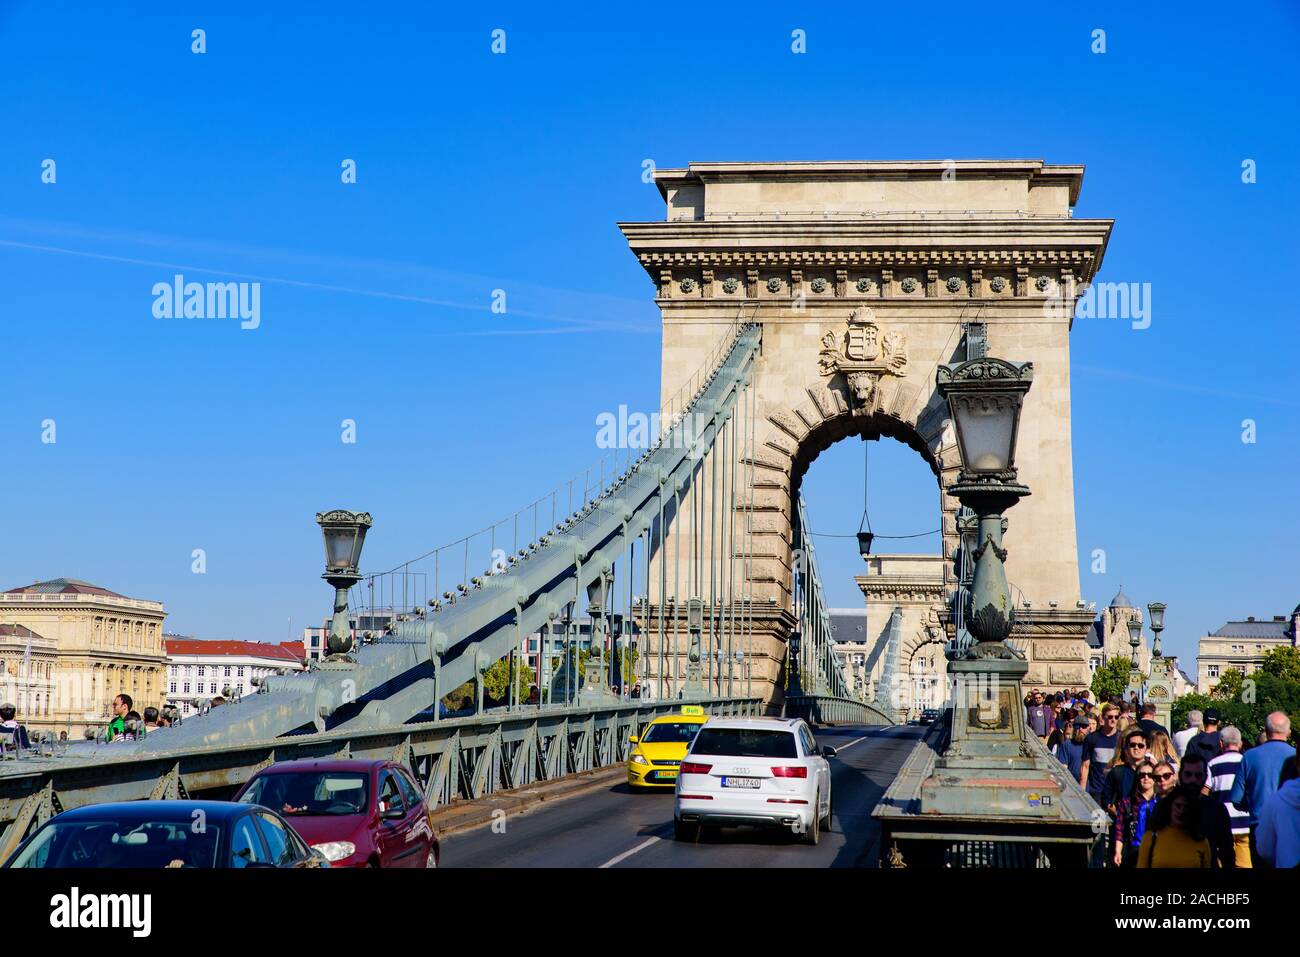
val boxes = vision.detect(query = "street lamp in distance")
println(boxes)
[316,509,372,664]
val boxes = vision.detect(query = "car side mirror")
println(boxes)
[382,805,404,821]
[821,746,837,758]
[629,735,639,745]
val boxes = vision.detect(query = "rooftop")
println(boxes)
[164,639,306,663]
[1210,619,1294,640]
[4,577,126,598]
[0,623,46,641]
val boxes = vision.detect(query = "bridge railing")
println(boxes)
[0,696,761,860]
[783,694,895,727]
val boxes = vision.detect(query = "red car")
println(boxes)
[235,759,439,868]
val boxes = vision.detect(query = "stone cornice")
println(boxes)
[620,220,1113,283]
[652,160,1086,204]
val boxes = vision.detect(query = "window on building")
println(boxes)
[236,666,244,677]
[224,666,231,677]
[210,683,217,694]
[183,682,190,693]
[1208,665,1220,678]
[170,682,177,693]
[197,666,205,677]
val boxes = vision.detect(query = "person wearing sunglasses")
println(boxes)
[1102,727,1151,817]
[1080,705,1121,800]
[1113,758,1160,868]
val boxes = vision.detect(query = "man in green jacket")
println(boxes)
[105,692,132,742]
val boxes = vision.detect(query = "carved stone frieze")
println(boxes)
[817,307,909,412]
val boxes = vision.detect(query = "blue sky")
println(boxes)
[2,2,1297,667]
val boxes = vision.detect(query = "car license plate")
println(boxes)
[658,771,677,780]
[721,776,761,789]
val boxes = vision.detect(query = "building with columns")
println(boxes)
[0,578,167,737]
[1196,605,1299,693]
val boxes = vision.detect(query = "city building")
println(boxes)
[0,623,56,725]
[1085,587,1152,676]
[0,578,167,737]
[830,608,869,698]
[164,637,307,716]
[1196,604,1299,693]
[855,554,948,713]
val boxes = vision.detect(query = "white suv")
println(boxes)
[673,716,835,845]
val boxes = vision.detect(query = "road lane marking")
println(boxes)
[599,836,660,868]
[829,734,869,753]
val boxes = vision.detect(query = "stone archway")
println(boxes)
[623,159,1108,706]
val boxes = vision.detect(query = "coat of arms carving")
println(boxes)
[818,307,909,410]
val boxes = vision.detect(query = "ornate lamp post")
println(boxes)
[786,630,804,697]
[1144,602,1174,728]
[682,597,705,697]
[1124,617,1145,705]
[1147,602,1166,657]
[920,354,1071,819]
[579,571,617,703]
[316,510,371,665]
[609,613,624,695]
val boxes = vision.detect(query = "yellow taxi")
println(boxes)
[627,706,708,790]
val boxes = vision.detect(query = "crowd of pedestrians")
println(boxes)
[0,692,177,752]
[1029,688,1300,868]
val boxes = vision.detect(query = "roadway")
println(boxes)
[442,723,925,868]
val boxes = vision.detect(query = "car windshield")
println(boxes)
[10,820,221,868]
[240,771,370,816]
[641,722,702,744]
[689,728,798,758]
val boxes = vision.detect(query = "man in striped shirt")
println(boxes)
[1206,726,1251,868]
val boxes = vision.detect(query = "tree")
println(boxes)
[1172,668,1300,743]
[483,657,534,703]
[1211,667,1246,702]
[1091,657,1142,701]
[1260,646,1300,685]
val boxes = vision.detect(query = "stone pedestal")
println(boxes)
[920,650,1063,819]
[579,652,618,705]
[1145,657,1175,731]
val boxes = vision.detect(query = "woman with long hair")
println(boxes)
[1112,758,1159,867]
[1147,729,1179,774]
[1136,783,1214,868]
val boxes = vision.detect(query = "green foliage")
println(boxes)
[483,657,535,702]
[1211,668,1245,702]
[1091,657,1142,701]
[1260,646,1300,685]
[441,680,475,712]
[1172,667,1300,742]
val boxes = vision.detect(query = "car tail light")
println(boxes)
[680,762,713,775]
[766,798,809,804]
[678,794,713,800]
[770,766,808,778]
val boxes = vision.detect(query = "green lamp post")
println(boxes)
[1144,602,1174,728]
[682,597,706,697]
[1125,617,1145,705]
[316,510,371,665]
[920,353,1073,819]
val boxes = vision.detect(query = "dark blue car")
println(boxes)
[3,800,329,869]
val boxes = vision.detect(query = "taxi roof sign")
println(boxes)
[680,706,705,716]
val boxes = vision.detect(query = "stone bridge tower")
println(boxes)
[620,160,1112,707]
